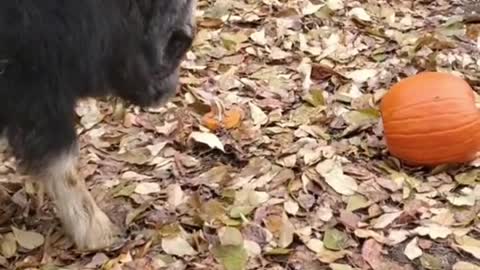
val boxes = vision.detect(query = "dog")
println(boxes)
[0,0,196,250]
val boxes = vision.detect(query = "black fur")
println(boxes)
[0,0,195,171]
[0,0,195,249]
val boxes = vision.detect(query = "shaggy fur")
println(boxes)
[0,0,196,250]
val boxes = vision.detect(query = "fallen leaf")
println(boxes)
[189,131,225,152]
[346,69,377,83]
[223,107,243,129]
[135,182,161,195]
[155,121,178,136]
[326,0,344,11]
[121,171,151,181]
[361,239,383,269]
[301,1,324,15]
[420,254,443,270]
[329,263,356,270]
[373,211,402,229]
[243,240,261,257]
[126,201,152,225]
[387,230,410,246]
[200,199,228,222]
[76,98,104,129]
[250,28,267,46]
[249,102,268,126]
[86,253,110,269]
[304,88,325,107]
[413,223,452,239]
[343,110,380,126]
[323,228,348,251]
[202,111,221,131]
[212,245,248,270]
[306,238,323,253]
[404,237,422,260]
[317,248,350,263]
[346,194,370,212]
[115,148,152,165]
[11,227,44,250]
[194,165,232,186]
[279,213,295,248]
[316,159,358,195]
[453,261,480,270]
[219,227,244,246]
[284,200,299,215]
[454,170,479,186]
[455,235,480,259]
[354,229,386,244]
[162,235,197,256]
[348,7,372,22]
[447,193,476,206]
[270,47,291,60]
[0,233,16,258]
[167,184,185,208]
[338,210,360,230]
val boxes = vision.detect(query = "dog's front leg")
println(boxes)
[39,149,119,250]
[8,112,119,251]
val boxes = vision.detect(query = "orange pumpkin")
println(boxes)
[380,72,480,166]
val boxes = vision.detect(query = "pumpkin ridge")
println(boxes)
[390,152,477,162]
[387,136,477,150]
[381,97,475,115]
[390,146,477,158]
[389,151,475,164]
[384,117,480,137]
[384,117,479,134]
[387,139,477,154]
[383,111,477,125]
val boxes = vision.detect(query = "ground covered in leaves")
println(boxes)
[1,0,480,269]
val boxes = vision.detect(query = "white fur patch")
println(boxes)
[40,150,117,250]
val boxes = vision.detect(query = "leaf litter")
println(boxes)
[0,0,480,269]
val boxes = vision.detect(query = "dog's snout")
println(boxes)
[171,27,194,49]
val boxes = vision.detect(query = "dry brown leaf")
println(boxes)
[361,239,383,269]
[404,237,422,260]
[162,235,197,257]
[453,261,480,270]
[11,227,44,250]
[454,235,480,259]
[223,110,242,130]
[189,131,225,152]
[202,111,221,131]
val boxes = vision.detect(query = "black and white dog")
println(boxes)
[0,0,196,250]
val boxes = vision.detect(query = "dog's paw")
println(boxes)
[68,207,122,251]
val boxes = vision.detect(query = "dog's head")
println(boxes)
[111,0,196,107]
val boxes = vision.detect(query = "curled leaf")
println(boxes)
[202,106,244,131]
[223,107,243,129]
[189,131,225,152]
[202,111,221,131]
